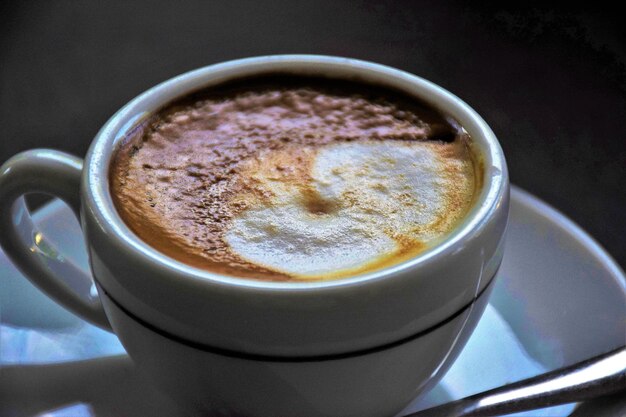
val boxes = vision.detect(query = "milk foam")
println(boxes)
[225,140,472,278]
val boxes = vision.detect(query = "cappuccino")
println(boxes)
[110,76,479,281]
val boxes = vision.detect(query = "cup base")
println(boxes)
[98,277,495,417]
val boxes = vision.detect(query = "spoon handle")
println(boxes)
[407,346,626,417]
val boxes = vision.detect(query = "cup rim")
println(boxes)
[84,54,508,292]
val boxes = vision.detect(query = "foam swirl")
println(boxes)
[109,77,477,281]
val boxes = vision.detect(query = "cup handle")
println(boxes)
[0,149,112,331]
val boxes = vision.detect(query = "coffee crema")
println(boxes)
[110,76,479,281]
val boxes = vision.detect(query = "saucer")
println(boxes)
[1,186,624,417]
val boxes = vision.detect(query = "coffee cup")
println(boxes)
[0,55,509,417]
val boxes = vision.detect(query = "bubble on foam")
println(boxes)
[225,140,469,278]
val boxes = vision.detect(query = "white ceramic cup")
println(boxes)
[0,55,509,417]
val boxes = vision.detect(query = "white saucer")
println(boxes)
[1,186,624,417]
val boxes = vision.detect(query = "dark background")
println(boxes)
[1,2,624,266]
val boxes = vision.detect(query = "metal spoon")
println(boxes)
[406,346,626,417]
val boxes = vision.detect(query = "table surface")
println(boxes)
[1,3,624,266]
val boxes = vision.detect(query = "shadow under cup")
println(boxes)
[81,56,509,417]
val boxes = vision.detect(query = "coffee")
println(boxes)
[110,76,479,282]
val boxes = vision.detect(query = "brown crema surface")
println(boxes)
[110,76,477,281]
